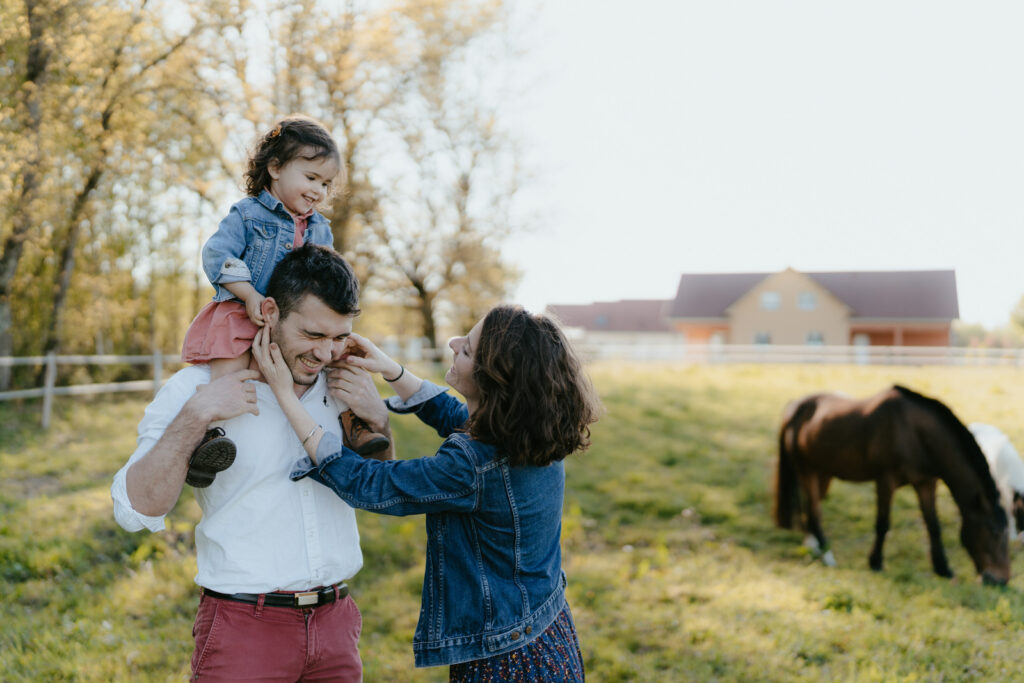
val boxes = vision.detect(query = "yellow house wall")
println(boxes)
[728,269,849,345]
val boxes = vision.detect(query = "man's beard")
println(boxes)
[270,330,319,386]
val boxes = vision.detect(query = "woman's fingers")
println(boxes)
[269,341,285,366]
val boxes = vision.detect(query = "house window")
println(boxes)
[754,332,772,345]
[798,291,817,311]
[805,331,825,346]
[760,291,780,310]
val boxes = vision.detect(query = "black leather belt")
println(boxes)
[202,582,348,608]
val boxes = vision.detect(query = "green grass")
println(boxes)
[2,363,1024,681]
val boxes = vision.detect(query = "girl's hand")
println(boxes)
[337,333,399,377]
[246,293,266,327]
[251,327,292,398]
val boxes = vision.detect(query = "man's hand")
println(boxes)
[192,368,261,422]
[326,364,388,432]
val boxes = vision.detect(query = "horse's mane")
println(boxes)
[971,423,1024,492]
[892,385,1004,514]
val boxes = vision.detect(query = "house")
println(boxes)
[544,299,681,345]
[667,268,958,346]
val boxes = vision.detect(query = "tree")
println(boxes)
[364,3,524,346]
[0,0,526,391]
[0,0,66,387]
[219,0,523,347]
[1,0,240,388]
[40,1,228,360]
[1011,294,1024,331]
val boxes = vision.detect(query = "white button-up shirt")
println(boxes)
[111,365,363,593]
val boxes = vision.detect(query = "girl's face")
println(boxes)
[268,147,340,216]
[447,318,484,410]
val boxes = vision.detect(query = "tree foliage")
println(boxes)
[222,0,523,347]
[0,0,524,388]
[1011,294,1024,332]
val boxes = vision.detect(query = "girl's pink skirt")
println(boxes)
[181,300,259,363]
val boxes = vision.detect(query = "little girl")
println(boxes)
[181,116,388,488]
[252,305,600,681]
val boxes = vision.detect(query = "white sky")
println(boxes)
[504,1,1024,328]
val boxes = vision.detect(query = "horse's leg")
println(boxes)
[914,478,953,578]
[869,478,895,571]
[801,474,834,566]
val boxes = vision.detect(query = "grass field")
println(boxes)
[2,362,1024,681]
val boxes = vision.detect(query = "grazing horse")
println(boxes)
[969,422,1024,540]
[774,385,1010,585]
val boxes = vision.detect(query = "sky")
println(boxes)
[503,1,1024,328]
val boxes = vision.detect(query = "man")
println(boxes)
[112,244,390,681]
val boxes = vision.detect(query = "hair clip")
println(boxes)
[268,124,282,138]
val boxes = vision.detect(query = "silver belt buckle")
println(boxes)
[295,591,319,606]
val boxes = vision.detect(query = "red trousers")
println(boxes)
[190,592,362,681]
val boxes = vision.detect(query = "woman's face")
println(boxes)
[446,318,484,408]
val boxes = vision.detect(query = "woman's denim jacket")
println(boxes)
[291,381,569,668]
[202,190,333,301]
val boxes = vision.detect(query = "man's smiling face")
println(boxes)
[270,294,354,388]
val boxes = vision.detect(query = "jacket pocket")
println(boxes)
[245,221,279,283]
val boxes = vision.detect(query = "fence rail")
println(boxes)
[3,344,1022,429]
[0,352,173,428]
[575,342,1024,366]
[0,346,447,429]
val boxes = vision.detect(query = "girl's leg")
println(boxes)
[209,350,252,382]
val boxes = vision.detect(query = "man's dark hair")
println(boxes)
[266,244,360,319]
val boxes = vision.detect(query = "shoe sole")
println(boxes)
[186,438,237,488]
[352,436,390,457]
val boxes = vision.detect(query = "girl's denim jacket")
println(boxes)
[202,189,333,302]
[291,381,569,668]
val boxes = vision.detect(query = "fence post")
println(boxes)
[41,352,57,429]
[153,350,163,397]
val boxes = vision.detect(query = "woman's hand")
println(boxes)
[251,327,292,398]
[338,333,402,378]
[253,326,326,461]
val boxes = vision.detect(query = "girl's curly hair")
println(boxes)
[466,305,602,467]
[244,115,343,197]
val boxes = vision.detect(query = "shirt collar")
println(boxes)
[256,189,317,223]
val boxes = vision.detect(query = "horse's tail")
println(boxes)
[774,398,812,529]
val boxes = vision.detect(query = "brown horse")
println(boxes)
[774,385,1010,585]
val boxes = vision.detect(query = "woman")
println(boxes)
[252,305,600,681]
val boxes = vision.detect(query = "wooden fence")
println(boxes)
[3,344,1022,429]
[0,353,173,428]
[0,344,448,430]
[575,342,1024,366]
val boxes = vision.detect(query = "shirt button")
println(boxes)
[525,626,532,635]
[285,242,293,249]
[510,632,520,640]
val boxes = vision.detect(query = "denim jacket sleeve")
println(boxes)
[202,203,253,295]
[290,431,479,515]
[385,380,469,438]
[306,218,334,248]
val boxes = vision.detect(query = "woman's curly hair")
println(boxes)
[465,305,602,467]
[244,115,343,197]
